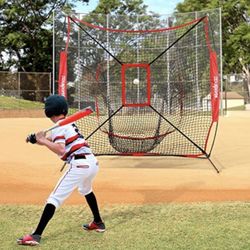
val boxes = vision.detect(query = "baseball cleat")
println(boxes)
[17,234,41,246]
[83,221,105,232]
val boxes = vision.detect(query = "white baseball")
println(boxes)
[133,78,139,85]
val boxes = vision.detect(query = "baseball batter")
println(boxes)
[17,95,105,246]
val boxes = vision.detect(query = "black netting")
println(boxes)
[62,13,219,157]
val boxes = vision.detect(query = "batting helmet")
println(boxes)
[44,95,68,118]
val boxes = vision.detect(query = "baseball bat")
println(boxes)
[44,106,93,133]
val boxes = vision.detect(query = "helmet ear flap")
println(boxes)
[44,108,53,118]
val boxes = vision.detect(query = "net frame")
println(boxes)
[54,10,221,172]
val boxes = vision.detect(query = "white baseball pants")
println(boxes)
[47,154,99,208]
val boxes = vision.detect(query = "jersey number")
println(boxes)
[72,124,84,138]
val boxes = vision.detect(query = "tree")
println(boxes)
[176,0,250,100]
[64,0,161,104]
[92,0,148,15]
[0,0,89,72]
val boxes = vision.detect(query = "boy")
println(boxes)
[17,95,105,246]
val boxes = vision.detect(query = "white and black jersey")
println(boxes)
[50,122,92,162]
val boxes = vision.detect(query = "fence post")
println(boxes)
[219,7,223,116]
[52,9,55,95]
[49,72,52,96]
[18,72,21,99]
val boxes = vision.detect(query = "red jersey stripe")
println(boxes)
[65,134,79,145]
[65,135,79,145]
[61,142,90,161]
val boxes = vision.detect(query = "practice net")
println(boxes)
[56,12,220,160]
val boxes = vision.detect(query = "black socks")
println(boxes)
[85,192,102,223]
[31,192,101,236]
[32,203,56,236]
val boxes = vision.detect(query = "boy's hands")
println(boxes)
[26,131,65,155]
[26,131,47,145]
[35,131,47,145]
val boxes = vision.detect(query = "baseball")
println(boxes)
[133,78,139,85]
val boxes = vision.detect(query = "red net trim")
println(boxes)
[203,16,212,52]
[100,128,174,140]
[117,153,204,157]
[182,153,205,158]
[118,152,161,156]
[121,63,151,106]
[71,17,203,33]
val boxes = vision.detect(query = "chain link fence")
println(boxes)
[223,73,250,113]
[0,71,51,117]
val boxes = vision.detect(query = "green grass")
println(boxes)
[0,96,44,109]
[226,105,246,111]
[0,96,88,113]
[2,202,250,250]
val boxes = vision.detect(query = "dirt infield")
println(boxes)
[1,111,250,205]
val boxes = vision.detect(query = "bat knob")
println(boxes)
[26,133,37,144]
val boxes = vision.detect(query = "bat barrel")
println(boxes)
[58,107,93,126]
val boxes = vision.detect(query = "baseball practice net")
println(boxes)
[57,12,220,167]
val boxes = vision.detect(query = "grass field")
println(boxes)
[2,202,250,250]
[1,98,250,249]
[0,96,44,109]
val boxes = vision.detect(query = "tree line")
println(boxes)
[0,0,249,76]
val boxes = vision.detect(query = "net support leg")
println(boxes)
[149,105,219,173]
[207,157,220,174]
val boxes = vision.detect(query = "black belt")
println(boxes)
[74,154,86,160]
[73,153,91,160]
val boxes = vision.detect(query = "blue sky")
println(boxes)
[75,0,183,15]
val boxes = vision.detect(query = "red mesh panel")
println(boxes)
[121,64,151,107]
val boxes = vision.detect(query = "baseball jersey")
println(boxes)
[50,122,92,162]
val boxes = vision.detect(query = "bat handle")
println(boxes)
[44,124,59,133]
[60,162,67,172]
